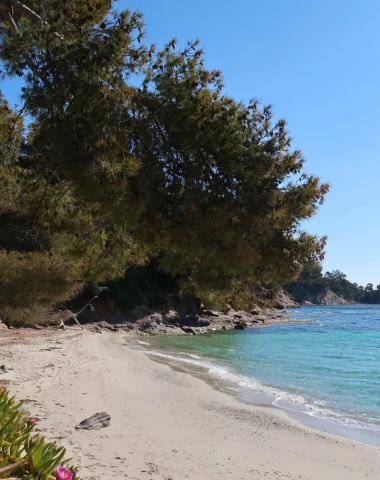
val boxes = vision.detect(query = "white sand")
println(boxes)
[2,329,380,479]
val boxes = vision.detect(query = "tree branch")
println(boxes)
[4,11,53,89]
[0,0,60,36]
[59,296,98,330]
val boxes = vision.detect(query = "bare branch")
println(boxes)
[59,296,99,330]
[0,0,60,37]
[75,295,98,317]
[6,12,18,31]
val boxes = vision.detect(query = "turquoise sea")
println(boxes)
[137,305,380,444]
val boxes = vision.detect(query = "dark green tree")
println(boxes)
[0,0,329,321]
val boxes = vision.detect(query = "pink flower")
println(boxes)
[29,417,41,425]
[56,466,73,480]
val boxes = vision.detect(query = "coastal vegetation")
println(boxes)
[0,0,329,325]
[0,387,81,479]
[285,263,380,304]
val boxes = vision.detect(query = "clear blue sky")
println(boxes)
[2,1,380,286]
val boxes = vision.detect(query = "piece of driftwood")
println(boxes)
[75,412,111,430]
[58,296,98,331]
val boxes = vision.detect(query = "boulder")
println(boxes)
[75,412,111,430]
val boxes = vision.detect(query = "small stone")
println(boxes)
[0,365,8,374]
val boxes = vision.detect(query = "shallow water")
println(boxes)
[138,305,380,444]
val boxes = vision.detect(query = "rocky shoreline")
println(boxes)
[84,305,315,336]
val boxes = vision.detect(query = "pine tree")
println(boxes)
[0,0,329,322]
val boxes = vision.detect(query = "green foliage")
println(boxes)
[0,0,329,322]
[0,387,82,479]
[286,263,380,304]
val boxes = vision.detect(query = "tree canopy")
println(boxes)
[0,0,329,323]
[286,263,380,304]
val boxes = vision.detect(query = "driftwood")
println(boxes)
[58,296,98,331]
[75,412,111,430]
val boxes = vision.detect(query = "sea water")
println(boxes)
[139,305,380,444]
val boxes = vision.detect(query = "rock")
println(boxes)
[0,365,8,374]
[165,325,187,335]
[164,310,180,323]
[275,288,300,309]
[138,313,164,332]
[0,321,8,330]
[180,326,196,335]
[75,412,111,430]
[126,305,153,322]
[284,286,349,306]
[227,309,250,320]
[302,301,314,306]
[317,288,349,305]
[221,324,234,331]
[249,305,262,315]
[184,314,211,327]
[149,313,164,324]
[233,320,248,330]
[201,310,220,317]
[251,315,268,323]
[94,321,117,331]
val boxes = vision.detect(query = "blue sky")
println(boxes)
[2,1,379,286]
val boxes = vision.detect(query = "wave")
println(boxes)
[144,349,380,434]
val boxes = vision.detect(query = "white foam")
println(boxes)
[145,349,380,433]
[187,353,202,359]
[136,340,150,346]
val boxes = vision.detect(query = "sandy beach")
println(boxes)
[1,328,380,479]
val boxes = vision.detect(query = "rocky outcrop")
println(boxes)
[313,288,350,306]
[85,306,315,336]
[284,285,350,306]
[275,288,300,309]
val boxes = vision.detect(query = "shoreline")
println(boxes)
[136,337,380,447]
[2,329,380,479]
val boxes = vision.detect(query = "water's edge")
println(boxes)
[125,336,380,447]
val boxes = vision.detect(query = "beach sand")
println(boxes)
[2,329,380,479]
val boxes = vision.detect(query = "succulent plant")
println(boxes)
[0,388,82,479]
